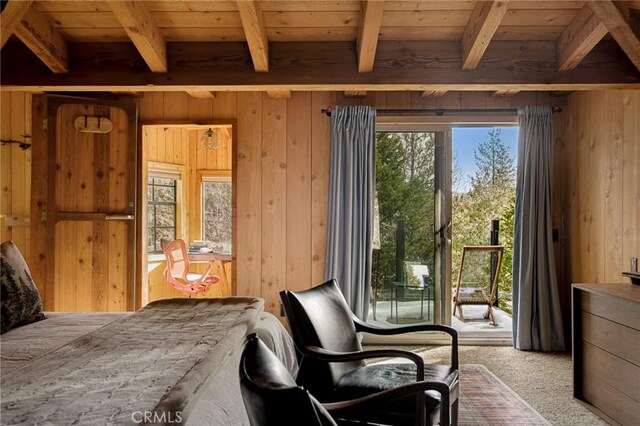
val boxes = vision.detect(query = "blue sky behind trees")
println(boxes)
[453,127,519,192]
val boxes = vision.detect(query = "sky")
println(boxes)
[453,126,519,192]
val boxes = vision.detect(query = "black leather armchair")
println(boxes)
[280,279,460,426]
[240,334,456,426]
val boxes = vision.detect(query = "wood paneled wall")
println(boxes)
[0,92,32,260]
[3,90,573,324]
[140,90,566,317]
[562,91,639,285]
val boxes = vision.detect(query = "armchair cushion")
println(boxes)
[335,363,455,413]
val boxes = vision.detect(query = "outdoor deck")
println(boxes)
[367,299,512,339]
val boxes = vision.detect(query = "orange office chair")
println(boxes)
[163,239,220,296]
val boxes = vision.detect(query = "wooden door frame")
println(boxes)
[31,94,138,311]
[136,120,238,310]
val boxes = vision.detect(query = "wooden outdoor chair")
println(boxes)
[452,246,504,326]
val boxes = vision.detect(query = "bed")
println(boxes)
[0,298,297,426]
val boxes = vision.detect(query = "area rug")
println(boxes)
[458,364,550,425]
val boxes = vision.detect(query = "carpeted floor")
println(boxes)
[365,345,605,426]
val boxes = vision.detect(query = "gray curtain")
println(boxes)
[325,106,376,320]
[512,105,566,351]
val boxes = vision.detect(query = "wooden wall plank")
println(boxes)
[310,91,335,286]
[29,94,47,301]
[236,92,263,298]
[589,91,607,283]
[211,91,238,121]
[76,221,93,310]
[286,92,312,292]
[8,94,29,255]
[187,95,213,121]
[622,90,640,277]
[261,95,287,315]
[1,93,13,245]
[602,91,624,283]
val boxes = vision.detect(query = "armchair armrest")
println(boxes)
[352,317,459,370]
[301,345,426,381]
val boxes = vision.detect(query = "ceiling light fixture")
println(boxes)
[200,128,219,149]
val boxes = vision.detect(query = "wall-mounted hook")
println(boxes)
[1,134,31,150]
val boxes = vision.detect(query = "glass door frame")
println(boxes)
[374,123,453,328]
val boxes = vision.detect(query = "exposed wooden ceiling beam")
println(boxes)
[186,90,216,99]
[0,0,33,48]
[589,1,640,71]
[557,6,608,71]
[236,0,269,72]
[461,1,510,70]
[356,0,385,73]
[344,90,367,97]
[109,1,167,73]
[2,41,639,91]
[421,90,448,98]
[630,1,640,10]
[13,6,68,73]
[266,90,291,99]
[492,89,520,97]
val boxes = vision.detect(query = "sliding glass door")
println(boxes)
[369,127,452,327]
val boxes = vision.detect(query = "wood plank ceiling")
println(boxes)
[1,1,639,93]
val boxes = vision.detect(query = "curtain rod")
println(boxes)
[320,106,562,117]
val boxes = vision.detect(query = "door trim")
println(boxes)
[136,120,238,310]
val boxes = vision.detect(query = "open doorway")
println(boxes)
[140,124,235,306]
[451,127,518,339]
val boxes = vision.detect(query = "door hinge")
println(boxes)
[42,118,48,130]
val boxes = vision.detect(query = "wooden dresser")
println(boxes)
[572,284,640,426]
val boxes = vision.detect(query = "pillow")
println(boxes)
[1,241,45,334]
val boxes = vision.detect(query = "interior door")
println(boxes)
[33,96,137,311]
